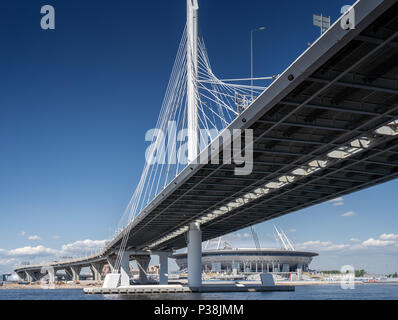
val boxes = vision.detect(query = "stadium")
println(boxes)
[172,227,318,273]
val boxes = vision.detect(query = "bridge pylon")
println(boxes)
[187,0,199,163]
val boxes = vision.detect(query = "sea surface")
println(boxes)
[0,284,398,300]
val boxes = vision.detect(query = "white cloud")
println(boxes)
[297,232,398,253]
[53,235,61,240]
[362,238,395,247]
[28,235,42,241]
[0,258,18,273]
[8,246,58,257]
[0,239,109,272]
[296,240,350,252]
[61,239,108,254]
[341,211,356,217]
[0,239,108,259]
[0,258,17,266]
[288,229,297,233]
[18,231,26,237]
[224,233,252,241]
[380,234,398,241]
[329,197,344,206]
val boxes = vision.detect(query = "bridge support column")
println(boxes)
[107,256,117,273]
[158,253,169,285]
[71,266,81,282]
[26,270,42,282]
[188,222,202,288]
[64,268,73,281]
[120,252,132,287]
[25,271,35,283]
[47,268,56,284]
[16,272,25,281]
[136,256,151,284]
[91,263,103,282]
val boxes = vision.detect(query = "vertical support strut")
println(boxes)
[91,263,103,282]
[187,0,199,163]
[107,256,117,273]
[71,266,81,282]
[188,222,202,287]
[47,268,56,284]
[25,271,35,283]
[120,251,131,287]
[136,255,151,284]
[158,253,169,285]
[64,268,73,281]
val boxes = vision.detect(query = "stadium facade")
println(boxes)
[173,248,318,273]
[172,227,318,273]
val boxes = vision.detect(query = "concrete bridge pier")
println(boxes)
[188,222,202,288]
[64,267,73,281]
[120,251,132,287]
[107,256,117,273]
[158,253,169,285]
[71,266,81,282]
[16,272,25,281]
[90,263,103,282]
[25,271,36,283]
[47,268,56,284]
[136,255,151,284]
[25,270,42,283]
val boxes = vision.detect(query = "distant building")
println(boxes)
[173,226,318,274]
[173,249,317,273]
[1,274,12,282]
[148,265,159,274]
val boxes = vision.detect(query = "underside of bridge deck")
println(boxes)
[116,1,398,252]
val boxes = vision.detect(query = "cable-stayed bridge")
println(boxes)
[15,0,398,289]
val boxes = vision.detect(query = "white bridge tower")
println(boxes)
[187,0,199,163]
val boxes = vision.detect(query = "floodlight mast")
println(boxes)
[250,226,261,251]
[274,225,295,251]
[187,0,199,163]
[274,225,289,251]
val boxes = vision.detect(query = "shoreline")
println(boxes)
[2,281,396,290]
[0,283,101,290]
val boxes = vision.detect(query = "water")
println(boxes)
[0,284,398,300]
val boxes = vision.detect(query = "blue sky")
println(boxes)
[1,0,397,275]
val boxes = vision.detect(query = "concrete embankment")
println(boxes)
[0,282,101,290]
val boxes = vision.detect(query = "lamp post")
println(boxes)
[251,26,266,100]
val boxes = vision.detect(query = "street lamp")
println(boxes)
[251,26,266,100]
